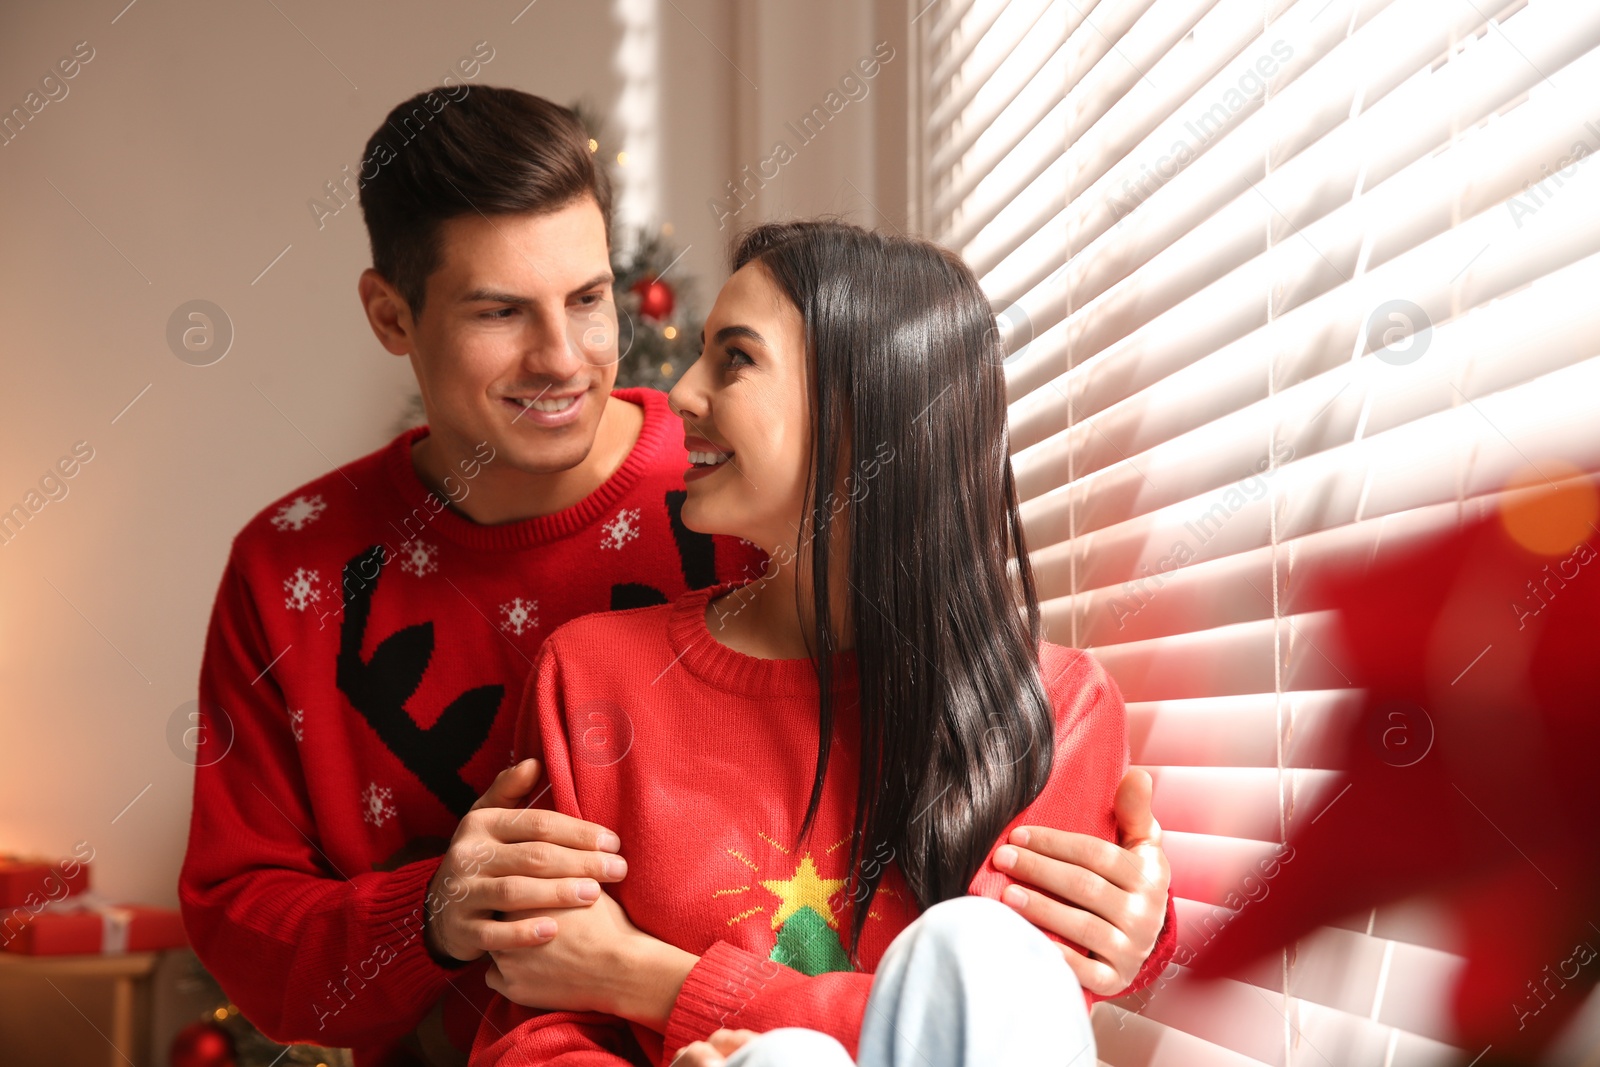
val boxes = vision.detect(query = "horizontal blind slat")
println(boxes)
[1012,175,1600,530]
[1162,831,1289,906]
[938,0,1223,240]
[1093,1004,1275,1067]
[1011,116,1600,476]
[926,0,1066,132]
[927,0,984,54]
[1049,0,1403,258]
[1004,0,1600,412]
[1139,766,1342,841]
[1016,243,1600,557]
[930,0,1159,174]
[1128,690,1363,768]
[1189,921,1463,1043]
[1120,966,1468,1065]
[1022,332,1600,582]
[940,110,1068,251]
[929,0,1015,88]
[1038,458,1600,626]
[1082,613,1350,701]
[933,80,1070,231]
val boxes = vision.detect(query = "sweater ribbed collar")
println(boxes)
[667,581,860,698]
[381,388,672,552]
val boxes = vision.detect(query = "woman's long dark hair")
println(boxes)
[731,221,1055,957]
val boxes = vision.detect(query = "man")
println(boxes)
[179,86,1174,1066]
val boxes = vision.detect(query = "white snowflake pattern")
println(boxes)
[600,507,642,551]
[288,709,304,742]
[283,567,323,612]
[361,782,397,827]
[270,494,327,532]
[499,597,539,636]
[398,539,439,577]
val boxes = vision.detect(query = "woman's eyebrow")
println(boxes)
[711,324,766,347]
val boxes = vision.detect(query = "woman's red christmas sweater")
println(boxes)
[472,583,1179,1066]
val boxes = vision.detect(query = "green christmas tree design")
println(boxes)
[771,903,853,975]
[760,855,854,976]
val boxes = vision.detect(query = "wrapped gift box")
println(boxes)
[3,899,185,956]
[0,855,90,908]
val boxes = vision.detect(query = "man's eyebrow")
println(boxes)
[461,287,530,306]
[460,273,615,306]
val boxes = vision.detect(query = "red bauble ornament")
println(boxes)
[170,1020,236,1067]
[631,275,676,322]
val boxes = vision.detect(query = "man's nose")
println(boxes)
[519,311,591,381]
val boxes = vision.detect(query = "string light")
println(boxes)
[663,326,678,339]
[587,138,598,153]
[616,151,629,166]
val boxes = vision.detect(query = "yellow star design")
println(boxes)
[759,854,846,931]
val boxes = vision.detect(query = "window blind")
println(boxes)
[915,0,1600,1063]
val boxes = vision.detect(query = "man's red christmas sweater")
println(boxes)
[472,583,1180,1066]
[178,388,764,1065]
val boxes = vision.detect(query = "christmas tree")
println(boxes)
[761,855,853,976]
[572,99,704,392]
[169,952,351,1067]
[606,223,703,392]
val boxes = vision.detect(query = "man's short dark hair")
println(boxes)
[358,85,612,317]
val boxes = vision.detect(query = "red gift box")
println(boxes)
[2,898,186,956]
[0,854,90,909]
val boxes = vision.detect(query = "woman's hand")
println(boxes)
[487,888,699,1031]
[993,768,1171,996]
[671,1029,758,1066]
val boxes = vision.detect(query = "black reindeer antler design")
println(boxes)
[335,545,501,817]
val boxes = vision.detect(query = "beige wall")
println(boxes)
[0,0,907,907]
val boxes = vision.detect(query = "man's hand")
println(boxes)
[488,889,698,1031]
[993,767,1171,996]
[424,758,627,964]
[670,1029,757,1066]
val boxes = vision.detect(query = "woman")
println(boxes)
[470,222,1172,1066]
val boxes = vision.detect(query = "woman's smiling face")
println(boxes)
[667,261,811,553]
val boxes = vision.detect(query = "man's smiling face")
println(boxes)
[404,195,619,476]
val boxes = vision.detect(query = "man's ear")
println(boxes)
[359,268,417,356]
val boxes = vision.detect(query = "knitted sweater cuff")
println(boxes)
[661,941,785,1060]
[361,856,462,995]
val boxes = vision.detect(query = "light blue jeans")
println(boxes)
[725,895,1098,1067]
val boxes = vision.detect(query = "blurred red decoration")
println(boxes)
[170,1020,236,1067]
[631,275,675,322]
[1192,467,1600,1062]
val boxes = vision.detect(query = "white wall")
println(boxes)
[0,0,907,907]
[648,0,912,314]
